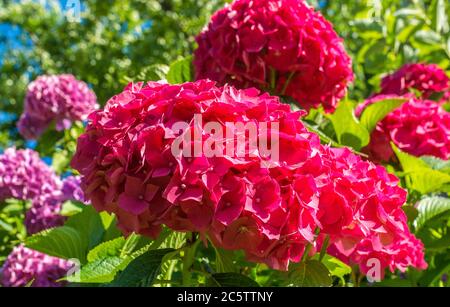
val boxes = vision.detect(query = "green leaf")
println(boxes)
[421,156,450,173]
[159,231,186,249]
[419,254,450,286]
[207,273,260,287]
[138,64,169,81]
[60,201,85,217]
[25,226,85,261]
[69,256,125,284]
[327,100,370,150]
[359,97,407,133]
[52,150,70,174]
[393,144,450,194]
[66,205,105,251]
[109,248,175,287]
[214,247,236,273]
[87,237,126,262]
[415,197,450,230]
[166,56,193,84]
[287,260,332,287]
[321,255,352,280]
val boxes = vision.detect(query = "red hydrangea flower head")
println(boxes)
[380,63,449,99]
[194,0,354,112]
[18,74,98,139]
[357,95,450,161]
[72,80,425,274]
[0,245,72,287]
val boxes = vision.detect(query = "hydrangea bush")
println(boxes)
[17,74,98,140]
[71,80,425,274]
[194,0,354,112]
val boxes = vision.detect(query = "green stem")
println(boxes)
[319,235,330,262]
[281,71,296,95]
[182,233,200,286]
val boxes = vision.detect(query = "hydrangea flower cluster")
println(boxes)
[71,80,425,275]
[319,148,427,276]
[357,95,450,161]
[17,74,98,140]
[194,0,354,113]
[24,196,66,235]
[380,63,449,100]
[0,148,61,202]
[25,176,86,235]
[0,245,72,287]
[62,176,87,204]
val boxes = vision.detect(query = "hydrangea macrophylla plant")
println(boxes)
[380,63,450,100]
[25,176,86,235]
[357,95,450,162]
[17,74,98,140]
[0,148,61,202]
[193,0,354,113]
[317,148,427,276]
[62,176,87,204]
[0,245,72,287]
[71,80,425,275]
[24,196,66,235]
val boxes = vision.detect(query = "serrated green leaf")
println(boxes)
[109,248,175,287]
[287,260,332,287]
[393,144,450,194]
[69,256,125,283]
[415,197,450,230]
[166,56,193,84]
[327,100,370,150]
[87,237,126,262]
[359,97,407,133]
[25,226,85,261]
[207,273,260,287]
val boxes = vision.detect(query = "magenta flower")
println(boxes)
[194,0,354,112]
[71,80,425,275]
[17,74,98,139]
[0,148,61,202]
[358,95,450,161]
[380,63,449,99]
[0,245,72,287]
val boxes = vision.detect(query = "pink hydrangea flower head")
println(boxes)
[0,245,72,287]
[0,148,61,202]
[72,80,425,274]
[17,74,98,139]
[357,95,450,161]
[321,147,427,275]
[194,0,354,113]
[380,63,449,99]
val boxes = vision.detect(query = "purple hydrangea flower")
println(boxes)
[62,176,86,203]
[0,148,61,202]
[0,245,73,287]
[24,196,66,235]
[17,74,98,139]
[24,176,86,235]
